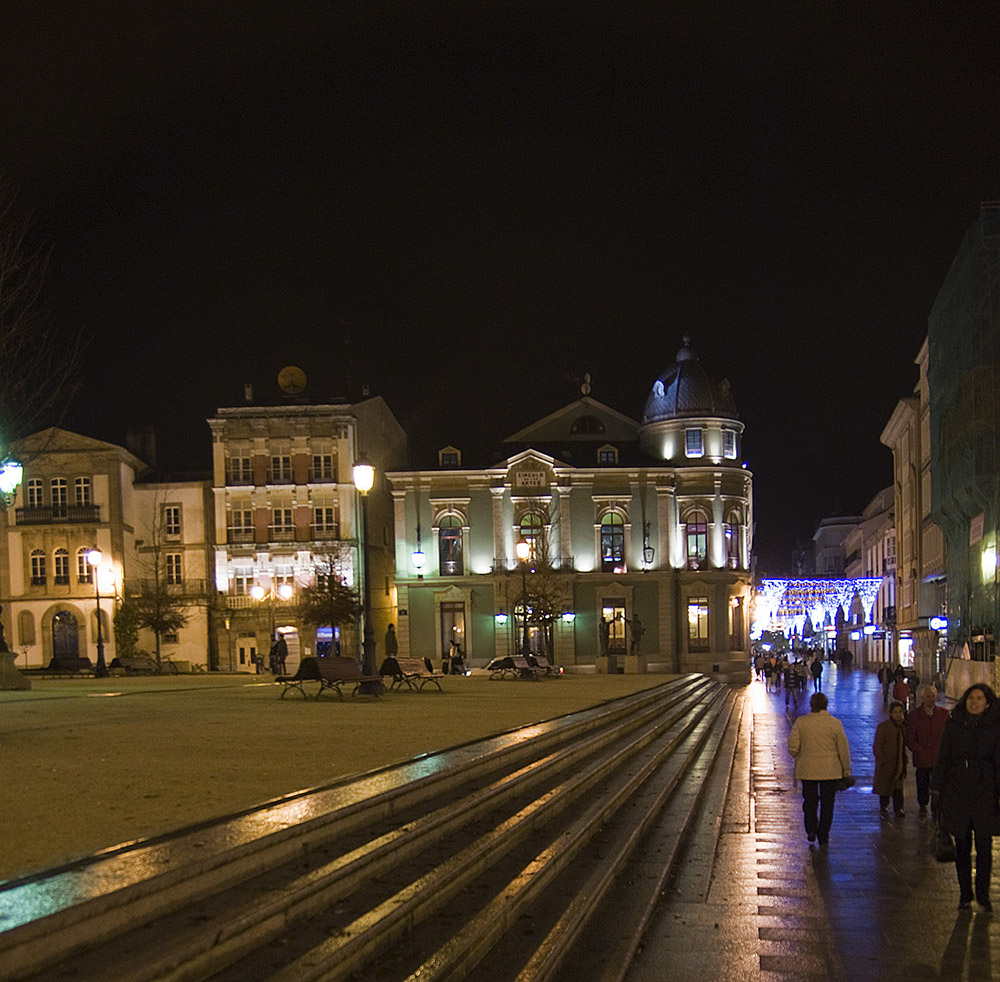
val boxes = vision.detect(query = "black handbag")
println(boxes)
[931,821,956,863]
[834,775,856,791]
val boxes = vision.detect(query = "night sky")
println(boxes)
[1,3,997,572]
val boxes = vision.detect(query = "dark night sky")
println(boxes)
[1,3,997,573]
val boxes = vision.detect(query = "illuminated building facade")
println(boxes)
[207,397,405,672]
[387,340,754,681]
[0,428,213,670]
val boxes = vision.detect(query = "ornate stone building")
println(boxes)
[387,340,754,681]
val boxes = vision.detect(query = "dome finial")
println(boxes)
[677,336,695,361]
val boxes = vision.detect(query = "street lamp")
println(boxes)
[516,538,531,656]
[0,457,23,509]
[353,459,381,694]
[86,548,109,678]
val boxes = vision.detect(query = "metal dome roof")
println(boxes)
[641,337,740,423]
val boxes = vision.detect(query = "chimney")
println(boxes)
[244,383,253,402]
[126,427,157,468]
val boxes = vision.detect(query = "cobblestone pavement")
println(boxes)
[630,664,997,982]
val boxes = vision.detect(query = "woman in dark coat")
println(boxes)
[873,701,908,818]
[931,683,1000,911]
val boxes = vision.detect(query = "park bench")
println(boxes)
[109,655,157,675]
[380,656,444,692]
[36,656,94,676]
[527,654,561,676]
[276,656,383,699]
[487,656,540,681]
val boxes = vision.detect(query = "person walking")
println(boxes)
[931,683,1000,912]
[873,701,908,819]
[892,670,912,712]
[906,684,949,817]
[810,655,823,692]
[787,691,853,846]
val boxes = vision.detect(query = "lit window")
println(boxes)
[439,515,464,575]
[53,548,70,584]
[685,429,704,458]
[598,447,618,464]
[601,513,625,572]
[723,429,737,459]
[519,513,545,560]
[77,548,92,582]
[685,511,708,566]
[688,596,709,650]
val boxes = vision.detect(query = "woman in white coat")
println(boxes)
[787,691,853,845]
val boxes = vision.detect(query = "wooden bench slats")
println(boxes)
[276,656,383,699]
[380,657,444,692]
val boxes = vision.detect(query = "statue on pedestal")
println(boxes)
[0,604,31,690]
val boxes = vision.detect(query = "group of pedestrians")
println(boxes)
[782,666,1000,913]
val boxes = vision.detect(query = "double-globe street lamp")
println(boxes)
[352,459,382,694]
[86,548,109,678]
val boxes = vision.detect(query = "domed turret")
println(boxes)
[641,337,739,425]
[639,337,743,463]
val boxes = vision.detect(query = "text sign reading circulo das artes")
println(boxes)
[515,471,546,488]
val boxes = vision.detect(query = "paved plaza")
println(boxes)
[631,663,995,982]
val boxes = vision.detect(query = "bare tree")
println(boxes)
[299,552,362,654]
[0,187,83,450]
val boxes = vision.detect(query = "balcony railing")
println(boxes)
[16,505,101,525]
[308,470,336,483]
[227,527,256,543]
[269,526,297,541]
[226,474,254,486]
[267,470,294,485]
[124,578,208,597]
[310,525,341,540]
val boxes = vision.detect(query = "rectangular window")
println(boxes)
[51,478,68,516]
[598,449,618,464]
[74,477,92,506]
[164,505,181,537]
[269,454,293,483]
[684,428,704,458]
[233,571,253,595]
[723,429,737,459]
[77,549,92,582]
[271,508,294,540]
[312,505,338,537]
[27,479,43,507]
[162,630,179,644]
[229,508,254,542]
[166,553,183,585]
[228,455,252,485]
[688,596,709,651]
[311,454,335,481]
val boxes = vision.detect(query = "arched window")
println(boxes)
[439,515,463,576]
[600,512,625,572]
[30,549,46,586]
[53,548,70,584]
[519,513,545,560]
[685,510,708,568]
[77,548,92,583]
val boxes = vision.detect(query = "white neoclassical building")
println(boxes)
[387,339,754,681]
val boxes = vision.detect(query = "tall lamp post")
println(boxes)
[353,459,381,694]
[86,548,109,678]
[516,538,531,656]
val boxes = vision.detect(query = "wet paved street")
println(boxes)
[630,665,998,982]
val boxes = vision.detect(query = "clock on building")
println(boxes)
[277,365,307,396]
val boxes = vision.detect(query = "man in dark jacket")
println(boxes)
[906,684,949,818]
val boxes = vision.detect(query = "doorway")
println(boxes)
[52,611,80,662]
[440,601,466,662]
